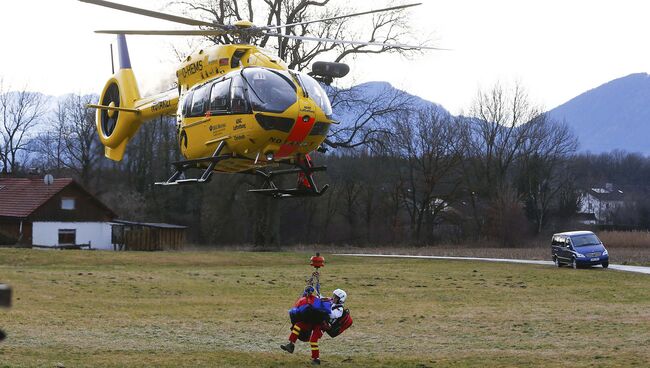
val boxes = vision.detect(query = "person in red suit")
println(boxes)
[281,289,347,365]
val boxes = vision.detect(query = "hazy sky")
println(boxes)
[1,0,648,114]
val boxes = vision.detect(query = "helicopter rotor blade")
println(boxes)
[263,3,422,30]
[79,0,219,28]
[262,32,447,51]
[95,29,228,36]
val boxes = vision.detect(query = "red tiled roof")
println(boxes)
[0,177,73,218]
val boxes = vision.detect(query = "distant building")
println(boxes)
[0,177,116,249]
[578,183,625,225]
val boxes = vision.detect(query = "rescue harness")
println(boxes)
[287,253,353,339]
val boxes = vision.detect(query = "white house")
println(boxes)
[579,183,625,225]
[0,177,117,250]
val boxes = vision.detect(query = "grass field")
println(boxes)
[1,249,649,367]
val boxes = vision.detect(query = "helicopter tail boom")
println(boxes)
[92,34,178,161]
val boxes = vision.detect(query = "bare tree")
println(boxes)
[59,94,102,186]
[461,82,542,194]
[0,81,46,174]
[516,116,578,233]
[33,94,102,187]
[458,82,543,236]
[325,83,414,150]
[390,107,462,242]
[175,0,421,70]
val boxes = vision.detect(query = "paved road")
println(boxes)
[336,253,650,275]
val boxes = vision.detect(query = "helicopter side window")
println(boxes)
[189,84,211,117]
[209,79,231,113]
[230,76,250,114]
[181,91,194,118]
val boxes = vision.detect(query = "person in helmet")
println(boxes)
[281,288,348,365]
[328,289,346,323]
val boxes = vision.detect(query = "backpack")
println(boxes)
[289,297,332,325]
[325,308,353,338]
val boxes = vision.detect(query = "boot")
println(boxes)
[280,342,294,354]
[312,358,321,365]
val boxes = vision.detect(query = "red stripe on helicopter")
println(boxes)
[276,115,316,158]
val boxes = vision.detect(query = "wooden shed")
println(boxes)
[111,220,187,251]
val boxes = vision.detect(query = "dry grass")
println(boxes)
[597,230,650,248]
[1,249,650,367]
[235,231,650,266]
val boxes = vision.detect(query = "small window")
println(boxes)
[190,85,211,117]
[182,91,194,117]
[58,229,76,245]
[61,198,75,210]
[210,79,231,112]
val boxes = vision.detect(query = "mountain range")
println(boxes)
[344,73,650,155]
[547,73,650,154]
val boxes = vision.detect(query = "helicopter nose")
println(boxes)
[274,113,316,158]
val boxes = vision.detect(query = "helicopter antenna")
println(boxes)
[110,43,114,74]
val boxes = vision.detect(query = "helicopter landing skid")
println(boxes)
[248,160,329,198]
[155,141,229,186]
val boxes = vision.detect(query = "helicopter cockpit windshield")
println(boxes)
[241,68,297,113]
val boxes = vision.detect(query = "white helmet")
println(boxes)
[332,289,347,303]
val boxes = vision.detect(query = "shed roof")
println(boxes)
[0,177,73,218]
[111,220,187,229]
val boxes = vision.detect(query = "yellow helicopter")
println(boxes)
[81,0,439,197]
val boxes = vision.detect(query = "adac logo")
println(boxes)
[233,118,246,130]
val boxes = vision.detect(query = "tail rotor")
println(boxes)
[99,82,120,137]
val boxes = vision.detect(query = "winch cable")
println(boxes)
[305,253,325,297]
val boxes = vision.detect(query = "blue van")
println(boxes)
[551,231,609,269]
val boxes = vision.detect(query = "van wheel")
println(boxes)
[554,257,562,267]
[571,258,577,269]
[602,262,609,269]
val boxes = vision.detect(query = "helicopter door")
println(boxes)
[188,84,210,117]
[209,79,231,114]
[230,76,250,114]
[181,91,193,118]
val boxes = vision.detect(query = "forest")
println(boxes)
[2,80,650,248]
